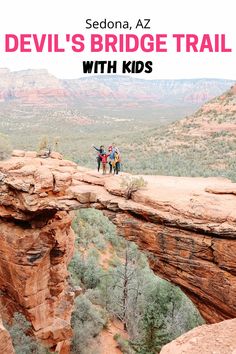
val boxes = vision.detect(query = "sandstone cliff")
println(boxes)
[1,151,236,351]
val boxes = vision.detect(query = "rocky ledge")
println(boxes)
[1,150,236,352]
[160,317,236,354]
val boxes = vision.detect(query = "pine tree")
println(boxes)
[132,284,171,354]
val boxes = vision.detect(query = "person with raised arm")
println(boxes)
[92,144,105,172]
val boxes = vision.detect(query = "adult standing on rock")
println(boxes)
[113,147,121,175]
[108,145,114,174]
[92,144,105,172]
[109,143,121,175]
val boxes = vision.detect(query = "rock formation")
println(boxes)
[0,68,68,105]
[169,83,236,138]
[0,68,233,107]
[1,151,236,351]
[160,317,236,354]
[0,316,14,354]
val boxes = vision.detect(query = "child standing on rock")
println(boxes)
[99,151,111,175]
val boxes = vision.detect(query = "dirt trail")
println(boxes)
[97,319,127,354]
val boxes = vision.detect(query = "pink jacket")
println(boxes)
[99,153,110,163]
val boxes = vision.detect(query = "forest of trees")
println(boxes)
[5,210,203,353]
[69,209,204,354]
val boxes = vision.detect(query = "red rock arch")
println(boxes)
[0,152,236,352]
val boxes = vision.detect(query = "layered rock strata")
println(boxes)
[1,151,236,351]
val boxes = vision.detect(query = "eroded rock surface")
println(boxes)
[1,151,236,351]
[160,318,236,354]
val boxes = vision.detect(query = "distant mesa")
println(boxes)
[0,68,234,109]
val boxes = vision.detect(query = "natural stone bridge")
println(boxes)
[0,151,236,352]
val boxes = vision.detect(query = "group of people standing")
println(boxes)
[92,143,121,175]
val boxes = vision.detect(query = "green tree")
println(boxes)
[132,283,171,353]
[69,209,204,353]
[71,295,107,354]
[69,248,104,289]
[6,312,48,354]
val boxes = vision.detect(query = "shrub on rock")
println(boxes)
[121,176,147,199]
[0,133,12,161]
